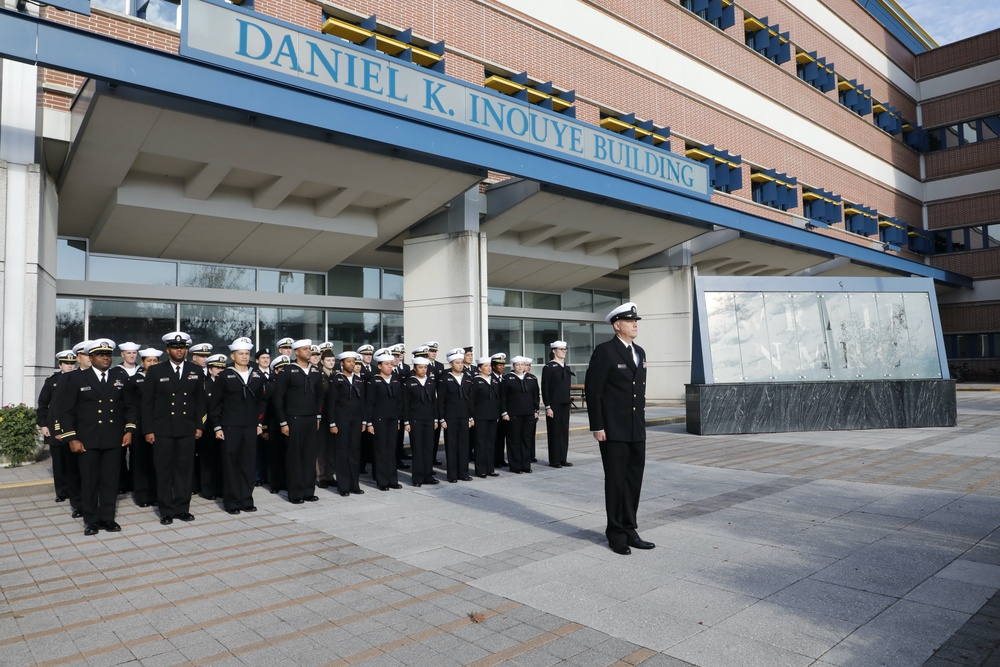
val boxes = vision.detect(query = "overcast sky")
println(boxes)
[895,0,1000,45]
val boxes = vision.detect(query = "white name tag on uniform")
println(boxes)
[617,364,627,369]
[80,386,91,391]
[160,377,171,382]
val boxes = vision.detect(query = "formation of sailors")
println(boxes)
[37,334,576,536]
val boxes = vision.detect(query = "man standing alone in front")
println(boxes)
[585,302,655,556]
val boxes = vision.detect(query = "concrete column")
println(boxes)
[1,58,57,407]
[402,230,487,354]
[629,266,694,401]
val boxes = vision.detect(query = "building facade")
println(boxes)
[0,0,997,406]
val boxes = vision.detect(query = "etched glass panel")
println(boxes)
[704,292,742,383]
[902,293,943,378]
[734,292,773,381]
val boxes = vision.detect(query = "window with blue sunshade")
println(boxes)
[844,203,879,237]
[680,0,735,30]
[744,15,790,64]
[750,168,797,211]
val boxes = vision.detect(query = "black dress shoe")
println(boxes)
[448,479,457,483]
[413,483,422,488]
[103,521,122,532]
[531,457,537,463]
[499,460,509,467]
[402,454,413,460]
[317,480,329,489]
[488,472,499,477]
[72,509,83,518]
[550,464,562,468]
[396,462,410,470]
[304,495,319,502]
[561,462,573,467]
[84,523,100,536]
[514,471,523,474]
[254,480,263,487]
[426,478,440,485]
[290,499,304,504]
[523,469,532,473]
[138,502,153,508]
[390,484,402,489]
[270,488,280,494]
[433,459,442,465]
[55,496,67,503]
[627,538,656,550]
[226,509,241,515]
[460,477,472,481]
[176,513,195,522]
[243,506,257,512]
[477,474,487,479]
[350,489,365,495]
[340,491,350,497]
[160,516,173,525]
[610,543,632,555]
[378,486,389,491]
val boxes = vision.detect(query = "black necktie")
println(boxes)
[100,372,106,384]
[177,365,182,381]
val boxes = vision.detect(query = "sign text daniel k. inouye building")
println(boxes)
[181,0,711,200]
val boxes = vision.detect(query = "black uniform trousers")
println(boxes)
[255,434,268,484]
[372,419,399,488]
[221,426,257,511]
[494,420,508,467]
[77,446,121,526]
[434,423,443,463]
[474,419,497,476]
[409,420,436,485]
[335,422,362,494]
[546,404,571,465]
[317,430,337,484]
[361,430,374,474]
[130,438,157,506]
[198,434,224,500]
[599,439,645,547]
[50,438,81,507]
[285,416,318,502]
[154,435,196,517]
[444,422,470,481]
[507,416,533,473]
[267,433,286,492]
[118,447,132,494]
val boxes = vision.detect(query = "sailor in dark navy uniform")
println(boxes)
[327,351,366,496]
[471,356,501,478]
[316,342,338,489]
[276,337,294,363]
[272,340,324,504]
[209,338,268,515]
[439,348,474,483]
[390,344,411,470]
[424,341,446,465]
[54,339,137,536]
[490,353,509,469]
[37,349,79,507]
[364,351,403,490]
[198,354,228,501]
[542,340,575,468]
[402,357,439,487]
[501,356,539,474]
[143,331,208,526]
[356,344,376,475]
[264,354,291,493]
[254,348,272,487]
[130,348,161,508]
[585,302,653,556]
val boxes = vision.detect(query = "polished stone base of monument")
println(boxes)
[686,380,957,435]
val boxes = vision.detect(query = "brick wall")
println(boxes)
[927,191,1000,229]
[925,140,1000,180]
[939,301,1000,333]
[921,81,1000,127]
[932,248,1000,279]
[916,28,1000,80]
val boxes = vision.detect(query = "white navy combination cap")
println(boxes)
[605,302,642,324]
[357,344,375,355]
[550,340,567,349]
[87,339,116,355]
[56,350,77,363]
[374,347,390,357]
[118,342,141,352]
[319,341,335,351]
[277,337,295,349]
[390,343,405,354]
[476,356,492,366]
[412,357,430,366]
[309,344,321,354]
[423,341,440,351]
[270,355,291,371]
[292,339,312,350]
[162,332,192,347]
[138,348,163,359]
[228,337,253,351]
[190,343,213,355]
[491,353,507,363]
[206,353,228,368]
[73,341,92,354]
[375,353,395,363]
[412,345,430,358]
[336,351,360,361]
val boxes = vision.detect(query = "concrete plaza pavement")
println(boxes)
[2,392,1000,666]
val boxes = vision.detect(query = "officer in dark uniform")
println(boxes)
[490,353,509,468]
[402,357,439,487]
[327,351,366,496]
[585,302,654,556]
[316,342,338,489]
[115,342,141,496]
[542,340,575,468]
[471,356,501,478]
[37,349,79,507]
[389,344,412,470]
[423,341,446,465]
[501,356,539,474]
[130,348,162,508]
[272,339,324,504]
[364,351,404,490]
[209,338,268,515]
[254,348,272,487]
[264,354,290,493]
[439,348,474,483]
[54,339,137,536]
[198,354,227,501]
[356,344,376,475]
[142,331,207,525]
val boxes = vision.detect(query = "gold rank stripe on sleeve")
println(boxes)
[59,431,77,440]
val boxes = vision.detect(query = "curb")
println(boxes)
[568,415,685,432]
[0,479,54,499]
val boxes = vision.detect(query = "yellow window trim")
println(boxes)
[321,17,443,67]
[484,75,573,112]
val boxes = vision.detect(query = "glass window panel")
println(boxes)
[823,293,856,380]
[304,273,325,295]
[967,226,988,251]
[382,270,403,300]
[961,122,979,144]
[981,116,1000,141]
[560,289,592,313]
[902,293,943,377]
[88,299,177,350]
[986,225,1000,249]
[944,125,960,148]
[258,308,323,350]
[89,256,177,286]
[178,264,256,290]
[955,335,971,358]
[55,298,85,357]
[327,265,380,298]
[488,317,522,359]
[593,290,623,316]
[91,0,126,12]
[791,293,833,380]
[874,293,907,378]
[760,293,799,381]
[562,322,592,385]
[522,292,560,310]
[487,289,522,308]
[705,292,743,383]
[381,312,404,348]
[180,303,256,353]
[57,239,87,280]
[523,319,560,366]
[258,270,322,295]
[327,310,380,353]
[733,293,773,381]
[844,293,881,378]
[138,0,179,28]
